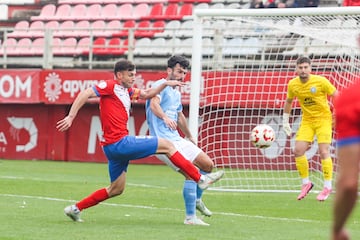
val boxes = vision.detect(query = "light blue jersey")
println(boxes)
[146,79,183,141]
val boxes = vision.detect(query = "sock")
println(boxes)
[196,170,207,200]
[76,188,109,211]
[183,180,197,218]
[321,157,333,188]
[169,151,201,182]
[295,155,309,180]
[301,177,310,185]
[324,180,332,189]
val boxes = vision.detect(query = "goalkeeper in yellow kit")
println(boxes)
[283,56,337,201]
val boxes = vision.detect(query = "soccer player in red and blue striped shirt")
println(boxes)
[57,59,224,222]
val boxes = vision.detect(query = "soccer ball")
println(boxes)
[251,124,275,149]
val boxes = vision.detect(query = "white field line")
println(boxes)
[0,193,319,223]
[0,175,166,189]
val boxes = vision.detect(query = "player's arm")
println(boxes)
[56,87,97,132]
[330,90,338,127]
[283,98,293,114]
[177,112,196,144]
[140,80,185,99]
[149,96,177,130]
[329,90,338,109]
[282,98,293,136]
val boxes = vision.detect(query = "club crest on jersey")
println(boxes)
[310,86,317,93]
[98,81,107,89]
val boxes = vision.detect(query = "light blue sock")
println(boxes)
[183,180,197,217]
[196,170,207,200]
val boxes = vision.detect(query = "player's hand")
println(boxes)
[166,80,185,87]
[283,122,292,136]
[282,113,292,136]
[163,116,177,130]
[56,115,74,132]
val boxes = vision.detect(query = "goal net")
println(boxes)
[189,7,360,192]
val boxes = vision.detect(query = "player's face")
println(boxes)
[168,63,188,82]
[296,62,311,82]
[118,70,136,88]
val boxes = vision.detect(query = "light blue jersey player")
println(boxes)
[146,55,219,226]
[146,78,183,141]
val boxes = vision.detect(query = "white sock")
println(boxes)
[324,180,332,189]
[302,178,310,185]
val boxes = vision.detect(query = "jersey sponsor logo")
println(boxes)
[310,86,317,93]
[304,97,316,106]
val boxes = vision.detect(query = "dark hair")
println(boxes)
[114,59,135,76]
[167,55,190,69]
[296,56,311,65]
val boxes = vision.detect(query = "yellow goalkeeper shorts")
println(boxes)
[296,119,333,144]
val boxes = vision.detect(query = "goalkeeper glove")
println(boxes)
[282,113,292,136]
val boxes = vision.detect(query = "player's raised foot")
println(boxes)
[184,216,210,226]
[196,199,212,217]
[198,170,225,190]
[64,205,83,222]
[297,182,314,200]
[316,187,332,201]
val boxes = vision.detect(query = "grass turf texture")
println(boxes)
[1,159,360,240]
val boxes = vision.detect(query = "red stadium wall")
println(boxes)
[0,69,342,168]
[0,69,189,165]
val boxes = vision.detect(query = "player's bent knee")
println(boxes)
[319,150,330,159]
[194,160,213,173]
[107,187,125,197]
[294,149,306,157]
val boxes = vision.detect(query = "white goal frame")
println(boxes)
[189,7,360,192]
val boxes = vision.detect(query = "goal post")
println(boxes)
[189,7,360,192]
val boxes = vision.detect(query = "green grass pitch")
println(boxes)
[1,159,359,240]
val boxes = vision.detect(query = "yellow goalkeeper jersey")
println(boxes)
[287,74,336,121]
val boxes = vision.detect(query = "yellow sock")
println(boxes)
[295,155,309,179]
[321,157,333,181]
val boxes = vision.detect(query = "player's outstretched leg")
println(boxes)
[198,170,224,190]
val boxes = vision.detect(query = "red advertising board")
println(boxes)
[0,101,300,168]
[202,71,290,108]
[0,70,40,103]
[0,68,343,168]
[1,69,343,106]
[0,103,166,164]
[39,70,192,104]
[0,104,50,160]
[0,69,192,104]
